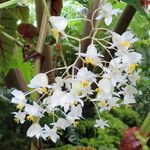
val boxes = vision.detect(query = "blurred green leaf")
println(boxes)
[11,5,29,22]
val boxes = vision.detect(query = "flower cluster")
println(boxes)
[11,2,142,143]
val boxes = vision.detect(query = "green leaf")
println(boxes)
[0,0,18,9]
[11,5,29,22]
[0,10,17,81]
[11,47,34,84]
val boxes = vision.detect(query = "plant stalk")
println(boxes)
[140,113,150,138]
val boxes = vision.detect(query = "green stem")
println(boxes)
[0,0,18,9]
[1,31,23,47]
[140,112,150,138]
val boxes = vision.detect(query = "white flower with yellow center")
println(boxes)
[94,119,109,128]
[28,73,50,94]
[47,89,65,110]
[43,125,60,143]
[96,3,120,26]
[25,102,44,121]
[76,67,97,88]
[80,44,103,67]
[121,52,142,74]
[12,111,26,124]
[27,123,43,139]
[11,89,27,110]
[110,31,138,55]
[49,16,68,43]
[59,92,83,113]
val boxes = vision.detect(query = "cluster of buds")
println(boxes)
[11,1,142,143]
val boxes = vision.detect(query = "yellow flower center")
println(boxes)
[128,64,138,74]
[26,115,37,122]
[121,41,131,48]
[41,87,48,94]
[14,118,20,124]
[78,92,83,96]
[136,77,141,82]
[81,80,89,87]
[16,104,24,110]
[51,29,60,43]
[69,101,77,107]
[72,121,79,127]
[85,58,95,65]
[98,101,107,107]
[95,88,102,93]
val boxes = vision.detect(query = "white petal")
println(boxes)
[98,78,112,93]
[86,44,98,58]
[49,16,68,31]
[28,73,48,88]
[104,17,112,26]
[27,123,42,139]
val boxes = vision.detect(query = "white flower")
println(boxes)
[27,123,43,139]
[94,119,109,128]
[43,125,59,143]
[121,85,138,104]
[52,118,71,130]
[80,44,103,67]
[49,89,65,109]
[122,85,138,95]
[66,105,82,122]
[12,111,26,124]
[110,31,138,54]
[77,67,97,88]
[49,16,68,32]
[103,65,127,87]
[123,95,136,104]
[122,52,142,65]
[25,102,44,117]
[60,91,83,113]
[98,78,112,94]
[128,72,140,86]
[96,3,120,26]
[11,90,27,109]
[52,76,64,90]
[28,73,49,88]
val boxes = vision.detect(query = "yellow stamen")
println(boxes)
[16,104,24,110]
[51,29,60,43]
[69,101,77,107]
[85,58,95,65]
[41,87,48,94]
[95,88,102,93]
[98,101,107,107]
[121,41,131,48]
[78,92,83,96]
[26,115,37,122]
[128,64,138,74]
[136,77,141,82]
[72,121,79,127]
[14,118,20,124]
[81,80,89,87]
